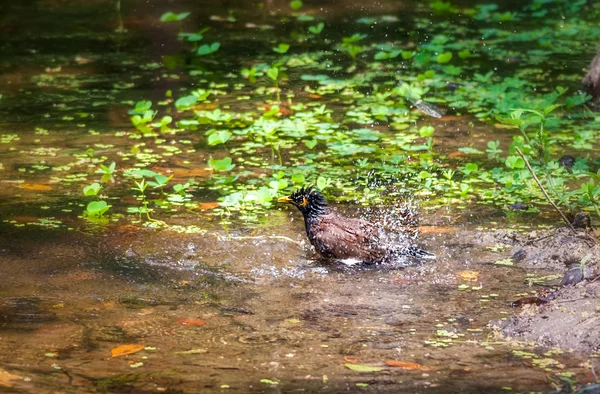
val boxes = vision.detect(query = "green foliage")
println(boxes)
[197,42,220,56]
[160,12,190,22]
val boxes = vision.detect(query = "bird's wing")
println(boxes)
[310,214,384,261]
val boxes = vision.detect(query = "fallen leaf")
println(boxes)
[197,202,219,210]
[111,344,145,358]
[0,368,22,387]
[418,226,457,234]
[343,356,358,363]
[19,183,52,191]
[344,363,383,372]
[177,318,206,326]
[385,360,431,371]
[260,378,279,385]
[458,271,479,282]
[129,362,144,368]
[448,151,465,159]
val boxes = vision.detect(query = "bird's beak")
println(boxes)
[277,196,292,204]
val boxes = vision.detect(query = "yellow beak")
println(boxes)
[277,196,292,203]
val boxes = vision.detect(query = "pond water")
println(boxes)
[1,0,599,392]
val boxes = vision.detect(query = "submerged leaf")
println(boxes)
[111,344,145,358]
[344,363,383,372]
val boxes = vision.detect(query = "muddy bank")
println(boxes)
[472,226,600,354]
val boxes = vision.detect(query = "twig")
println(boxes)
[515,147,575,232]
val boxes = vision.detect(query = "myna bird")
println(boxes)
[278,186,435,263]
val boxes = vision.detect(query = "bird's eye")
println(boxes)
[299,197,309,207]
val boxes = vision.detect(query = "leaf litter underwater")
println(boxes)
[1,0,600,391]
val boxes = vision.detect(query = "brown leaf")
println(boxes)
[177,318,206,327]
[448,151,465,159]
[385,360,431,371]
[457,271,479,282]
[0,368,22,387]
[197,202,219,210]
[343,356,358,364]
[19,183,53,191]
[111,344,145,358]
[418,226,457,235]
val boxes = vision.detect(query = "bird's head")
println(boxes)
[278,186,328,217]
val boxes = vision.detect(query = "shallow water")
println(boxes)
[0,0,599,392]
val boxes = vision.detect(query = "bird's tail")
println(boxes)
[392,245,436,260]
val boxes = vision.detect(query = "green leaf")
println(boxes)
[83,182,101,197]
[266,67,279,81]
[197,42,220,56]
[458,49,472,59]
[291,173,305,184]
[207,130,232,146]
[344,364,383,372]
[208,157,235,172]
[273,43,290,54]
[290,0,303,10]
[260,379,279,385]
[505,156,525,169]
[304,140,318,149]
[316,176,331,190]
[175,95,198,110]
[308,22,324,34]
[436,52,453,63]
[160,12,190,22]
[86,201,110,216]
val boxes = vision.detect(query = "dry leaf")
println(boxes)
[177,318,206,327]
[418,226,457,235]
[197,202,219,210]
[448,151,465,159]
[111,344,145,358]
[0,368,22,387]
[458,271,479,282]
[385,360,431,371]
[343,356,358,364]
[19,183,53,191]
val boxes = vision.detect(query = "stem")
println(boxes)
[116,0,124,32]
[515,147,575,232]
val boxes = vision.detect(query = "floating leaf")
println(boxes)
[160,12,190,22]
[273,43,290,54]
[208,157,235,172]
[86,201,111,216]
[344,363,383,372]
[308,22,324,34]
[175,95,198,110]
[197,42,220,56]
[436,52,453,63]
[207,130,232,146]
[111,344,145,358]
[83,182,101,196]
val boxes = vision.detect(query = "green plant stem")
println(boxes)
[515,147,575,232]
[116,0,124,32]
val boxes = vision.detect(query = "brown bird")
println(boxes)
[278,186,435,263]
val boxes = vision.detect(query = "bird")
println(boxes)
[278,186,435,263]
